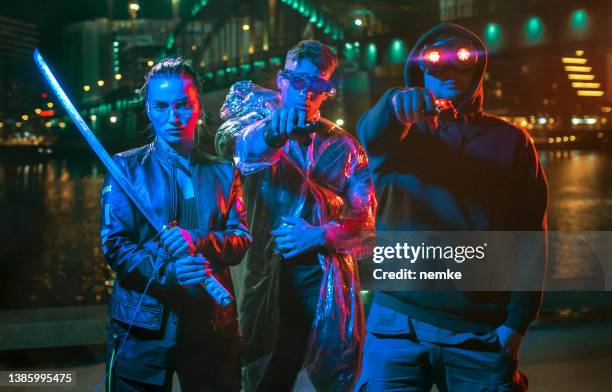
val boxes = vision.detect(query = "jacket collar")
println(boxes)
[152,137,214,166]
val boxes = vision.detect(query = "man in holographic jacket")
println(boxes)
[215,40,376,391]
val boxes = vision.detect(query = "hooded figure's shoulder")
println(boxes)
[479,113,534,148]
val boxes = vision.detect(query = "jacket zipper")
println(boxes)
[189,164,217,331]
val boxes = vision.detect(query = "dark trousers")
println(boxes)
[106,314,241,392]
[254,278,319,392]
[356,303,528,392]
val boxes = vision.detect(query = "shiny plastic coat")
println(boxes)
[216,81,376,391]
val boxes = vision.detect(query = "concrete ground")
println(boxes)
[1,304,611,391]
[3,320,610,391]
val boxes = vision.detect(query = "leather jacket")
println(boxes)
[100,138,251,331]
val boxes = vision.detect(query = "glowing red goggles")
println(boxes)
[419,41,479,73]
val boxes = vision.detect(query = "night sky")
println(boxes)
[1,0,174,61]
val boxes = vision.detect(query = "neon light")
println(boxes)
[568,74,595,80]
[571,82,601,88]
[562,57,587,64]
[577,90,604,96]
[564,66,592,72]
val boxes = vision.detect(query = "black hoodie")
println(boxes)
[357,23,548,334]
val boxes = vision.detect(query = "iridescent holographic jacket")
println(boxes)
[216,81,376,391]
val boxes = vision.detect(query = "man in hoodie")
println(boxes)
[355,23,547,391]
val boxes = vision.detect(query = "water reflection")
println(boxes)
[0,150,611,309]
[0,159,110,310]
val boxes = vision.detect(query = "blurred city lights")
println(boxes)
[564,65,592,72]
[525,16,544,42]
[242,24,250,31]
[21,115,29,121]
[128,2,140,12]
[354,18,363,27]
[484,23,501,48]
[571,82,601,88]
[575,50,585,56]
[90,115,97,121]
[97,80,105,87]
[83,85,90,91]
[561,57,587,64]
[46,102,53,108]
[110,116,118,123]
[34,108,41,114]
[147,60,155,67]
[335,118,345,126]
[568,74,595,80]
[16,122,22,128]
[570,9,588,32]
[114,73,122,80]
[577,90,604,96]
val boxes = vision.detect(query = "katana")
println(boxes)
[33,49,234,307]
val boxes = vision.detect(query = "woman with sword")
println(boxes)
[100,58,251,391]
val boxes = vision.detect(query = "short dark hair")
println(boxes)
[285,40,338,77]
[140,57,201,100]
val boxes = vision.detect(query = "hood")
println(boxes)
[404,23,487,114]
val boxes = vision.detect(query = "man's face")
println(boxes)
[421,36,477,101]
[424,67,473,101]
[277,58,332,120]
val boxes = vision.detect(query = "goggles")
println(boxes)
[279,69,336,96]
[418,39,479,74]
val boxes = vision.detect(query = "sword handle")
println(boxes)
[201,274,234,308]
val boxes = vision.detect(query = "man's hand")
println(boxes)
[160,226,196,257]
[496,325,523,359]
[175,254,212,286]
[265,107,309,145]
[271,216,328,259]
[391,87,438,129]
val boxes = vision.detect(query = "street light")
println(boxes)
[110,116,118,124]
[128,1,140,19]
[354,18,363,27]
[115,73,122,80]
[47,102,54,108]
[97,80,105,87]
[83,85,90,91]
[147,60,154,67]
[242,24,250,31]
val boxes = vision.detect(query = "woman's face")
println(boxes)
[146,75,201,147]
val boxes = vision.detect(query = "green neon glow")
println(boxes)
[364,43,377,68]
[571,9,588,32]
[525,16,543,43]
[388,39,407,64]
[484,23,501,45]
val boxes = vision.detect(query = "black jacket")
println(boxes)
[357,23,548,334]
[100,138,251,331]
